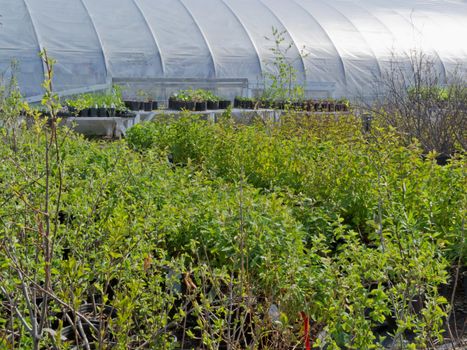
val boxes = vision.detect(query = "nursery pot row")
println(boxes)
[77,107,117,118]
[169,100,207,111]
[234,98,350,112]
[124,101,158,112]
[234,98,255,109]
[169,98,231,111]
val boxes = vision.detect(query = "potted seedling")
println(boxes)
[192,90,207,111]
[81,95,92,117]
[66,99,81,116]
[205,91,220,110]
[143,100,153,112]
[124,94,141,111]
[89,103,98,118]
[139,91,154,112]
[341,98,350,111]
[168,95,176,110]
[175,91,195,111]
[180,95,194,111]
[102,93,115,117]
[234,96,242,108]
[78,94,96,117]
[96,95,107,117]
[243,97,253,109]
[260,98,272,109]
[66,95,84,117]
[136,89,155,112]
[136,90,146,111]
[235,96,254,109]
[321,100,329,112]
[65,101,77,115]
[218,99,231,109]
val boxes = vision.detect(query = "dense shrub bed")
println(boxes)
[1,112,465,349]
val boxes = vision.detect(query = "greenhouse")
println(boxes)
[1,1,467,349]
[1,0,466,102]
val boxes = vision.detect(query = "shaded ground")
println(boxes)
[439,267,466,349]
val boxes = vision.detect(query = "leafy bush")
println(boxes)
[1,105,464,348]
[66,87,125,111]
[171,89,221,102]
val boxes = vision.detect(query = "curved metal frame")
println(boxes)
[390,4,447,83]
[79,0,110,78]
[358,0,447,83]
[292,0,347,85]
[219,0,264,76]
[178,0,217,78]
[256,0,307,83]
[21,0,46,79]
[131,0,166,75]
[322,0,382,80]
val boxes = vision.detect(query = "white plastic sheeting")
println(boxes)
[1,0,466,98]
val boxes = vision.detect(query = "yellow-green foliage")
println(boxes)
[1,112,464,349]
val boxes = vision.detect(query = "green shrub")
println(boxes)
[0,109,462,349]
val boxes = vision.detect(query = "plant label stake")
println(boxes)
[300,311,311,350]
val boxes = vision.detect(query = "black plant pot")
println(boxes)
[143,101,153,112]
[195,101,207,111]
[78,109,89,117]
[89,108,98,118]
[108,108,116,117]
[292,102,303,110]
[277,101,285,110]
[186,101,195,111]
[78,303,118,319]
[234,98,242,108]
[61,320,101,343]
[128,101,141,111]
[177,101,195,111]
[115,110,125,117]
[57,111,71,118]
[240,100,252,109]
[207,101,219,110]
[59,303,118,344]
[68,106,77,115]
[218,100,231,109]
[152,101,158,110]
[98,107,107,118]
[168,97,176,110]
[124,101,132,110]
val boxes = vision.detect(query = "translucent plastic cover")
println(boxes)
[0,0,466,98]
